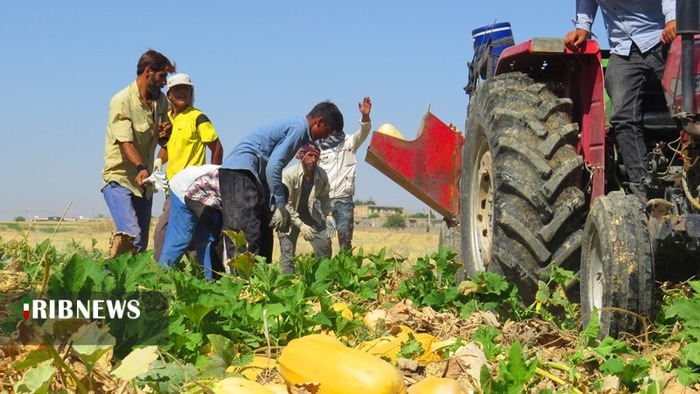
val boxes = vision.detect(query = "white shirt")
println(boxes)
[169,164,220,203]
[317,121,371,199]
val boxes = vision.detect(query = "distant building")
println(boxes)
[354,205,407,218]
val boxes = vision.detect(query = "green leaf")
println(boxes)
[600,357,625,376]
[13,359,56,394]
[13,349,53,370]
[472,326,502,360]
[264,303,288,317]
[398,333,424,359]
[180,303,216,329]
[136,359,199,393]
[230,253,255,279]
[667,298,700,328]
[536,281,550,303]
[580,310,601,347]
[619,358,650,390]
[682,342,700,366]
[207,334,237,367]
[222,230,248,250]
[594,336,633,358]
[111,345,159,381]
[687,280,700,296]
[676,366,700,386]
[504,341,537,386]
[70,322,116,368]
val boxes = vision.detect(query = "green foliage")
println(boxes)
[481,341,538,394]
[472,326,503,360]
[6,237,700,393]
[397,333,425,360]
[526,265,579,330]
[14,215,27,222]
[660,280,700,386]
[408,212,429,218]
[458,271,523,320]
[354,198,376,205]
[396,248,461,309]
[368,212,380,218]
[13,360,55,394]
[383,213,406,228]
[396,248,523,320]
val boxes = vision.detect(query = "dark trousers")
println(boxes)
[219,169,273,264]
[606,43,667,182]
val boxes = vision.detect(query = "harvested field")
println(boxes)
[0,220,442,264]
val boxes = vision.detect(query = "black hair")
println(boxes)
[308,100,344,133]
[136,49,175,76]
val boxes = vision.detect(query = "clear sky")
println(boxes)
[0,1,606,221]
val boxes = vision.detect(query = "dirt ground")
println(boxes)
[0,220,441,263]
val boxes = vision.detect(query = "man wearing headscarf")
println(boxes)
[278,143,335,274]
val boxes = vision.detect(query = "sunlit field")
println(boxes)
[0,220,441,264]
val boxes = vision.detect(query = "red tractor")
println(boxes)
[366,1,700,338]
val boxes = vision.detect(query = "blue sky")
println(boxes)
[0,1,606,221]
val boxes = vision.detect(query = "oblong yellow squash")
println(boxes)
[407,377,469,394]
[278,333,407,394]
[356,328,440,363]
[213,377,275,394]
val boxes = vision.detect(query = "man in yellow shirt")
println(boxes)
[102,50,175,256]
[153,73,223,261]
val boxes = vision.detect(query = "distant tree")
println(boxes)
[409,212,429,218]
[14,216,26,222]
[383,213,406,229]
[354,198,376,206]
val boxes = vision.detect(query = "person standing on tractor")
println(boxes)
[278,143,335,274]
[565,0,677,198]
[315,96,372,251]
[152,73,224,262]
[101,50,175,257]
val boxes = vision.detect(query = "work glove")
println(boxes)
[325,215,337,239]
[300,224,316,241]
[270,206,291,232]
[143,167,169,193]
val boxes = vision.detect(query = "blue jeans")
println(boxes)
[159,195,217,280]
[331,197,354,251]
[606,43,667,183]
[102,182,152,252]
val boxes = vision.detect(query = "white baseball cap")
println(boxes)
[167,73,194,91]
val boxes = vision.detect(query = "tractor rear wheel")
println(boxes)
[460,72,585,301]
[580,191,654,338]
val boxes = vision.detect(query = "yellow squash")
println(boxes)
[407,377,470,394]
[212,377,275,393]
[278,333,408,394]
[355,327,441,363]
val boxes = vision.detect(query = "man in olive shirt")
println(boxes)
[101,49,175,256]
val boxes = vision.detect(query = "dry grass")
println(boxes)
[0,220,441,263]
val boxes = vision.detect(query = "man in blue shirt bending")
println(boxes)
[565,0,676,197]
[219,101,343,266]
